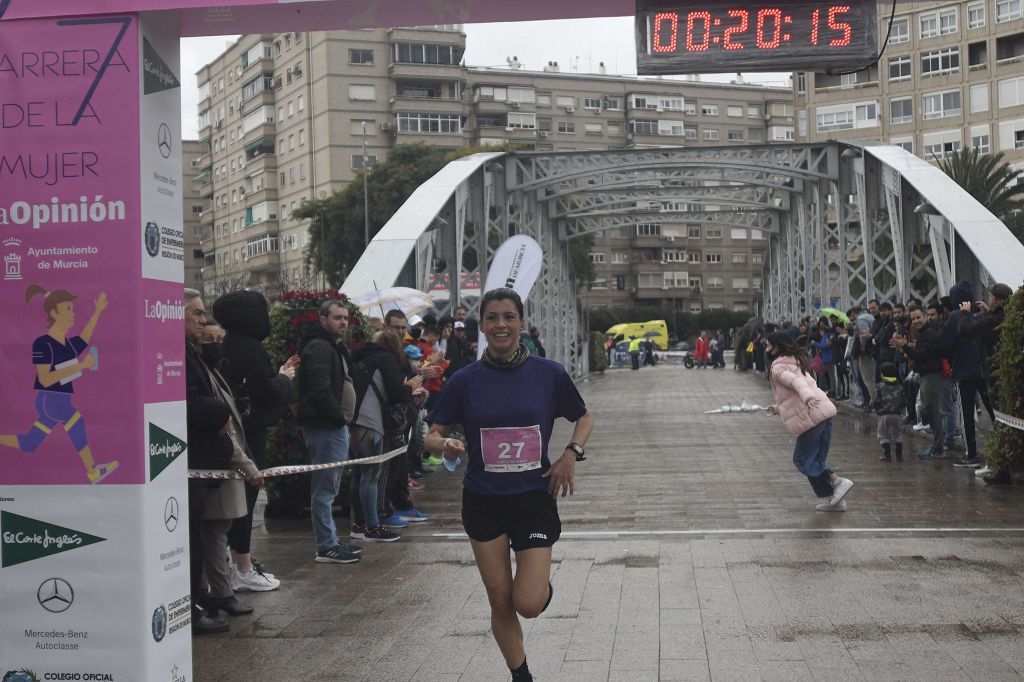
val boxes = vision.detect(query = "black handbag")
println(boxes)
[367,378,408,432]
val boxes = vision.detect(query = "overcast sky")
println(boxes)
[179,17,791,138]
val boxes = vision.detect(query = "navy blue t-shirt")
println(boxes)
[32,334,87,393]
[427,356,587,495]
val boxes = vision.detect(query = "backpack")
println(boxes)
[352,359,407,432]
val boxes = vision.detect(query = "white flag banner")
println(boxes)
[477,235,544,359]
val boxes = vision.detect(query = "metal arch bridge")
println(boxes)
[340,142,1024,376]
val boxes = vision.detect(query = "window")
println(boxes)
[663,250,686,262]
[660,97,684,111]
[557,121,576,133]
[922,90,962,119]
[747,106,761,118]
[684,126,698,140]
[590,253,605,263]
[727,105,744,117]
[1017,130,1024,149]
[687,225,702,238]
[703,128,720,140]
[997,0,1022,21]
[556,95,575,107]
[687,251,701,263]
[890,98,913,124]
[939,8,958,34]
[608,122,621,136]
[816,110,854,131]
[701,104,719,116]
[351,154,378,169]
[752,252,764,264]
[583,97,602,110]
[705,227,722,238]
[920,12,939,38]
[348,84,376,101]
[730,228,747,240]
[287,101,294,117]
[536,92,551,106]
[684,102,697,115]
[796,72,807,94]
[299,128,305,146]
[298,94,304,111]
[889,55,912,80]
[350,49,373,64]
[732,252,748,264]
[605,98,621,110]
[727,130,744,141]
[971,83,990,112]
[612,252,628,264]
[634,223,662,236]
[658,120,685,136]
[507,113,537,129]
[891,137,914,152]
[705,252,723,264]
[637,273,662,289]
[706,276,724,288]
[299,162,306,179]
[396,113,461,133]
[923,129,962,159]
[615,275,626,290]
[630,119,658,135]
[921,47,960,75]
[392,42,465,65]
[998,76,1024,108]
[968,2,986,27]
[972,126,991,152]
[584,122,603,134]
[688,277,702,289]
[841,73,857,88]
[507,87,535,103]
[732,277,749,290]
[999,118,1024,151]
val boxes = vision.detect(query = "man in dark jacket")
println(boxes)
[213,290,297,591]
[894,304,945,458]
[297,299,360,564]
[961,282,1012,483]
[939,281,990,468]
[445,320,473,375]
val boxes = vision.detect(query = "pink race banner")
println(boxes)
[0,16,144,485]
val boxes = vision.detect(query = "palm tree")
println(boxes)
[935,148,1024,228]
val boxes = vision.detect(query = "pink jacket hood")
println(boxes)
[770,355,837,436]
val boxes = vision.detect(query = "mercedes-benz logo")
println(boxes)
[157,123,172,159]
[37,578,74,613]
[164,496,179,532]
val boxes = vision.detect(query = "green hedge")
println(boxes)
[985,286,1024,473]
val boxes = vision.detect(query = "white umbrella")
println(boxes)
[355,286,434,318]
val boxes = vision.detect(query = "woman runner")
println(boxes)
[1,284,117,483]
[425,288,593,682]
[764,331,853,511]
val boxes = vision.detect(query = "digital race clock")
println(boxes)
[636,0,878,74]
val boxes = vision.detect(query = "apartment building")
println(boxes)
[190,27,794,313]
[182,139,205,291]
[794,0,1024,167]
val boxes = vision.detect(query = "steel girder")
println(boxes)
[343,142,1024,374]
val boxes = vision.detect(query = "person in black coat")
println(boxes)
[212,290,298,591]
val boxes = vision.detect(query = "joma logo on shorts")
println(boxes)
[528,533,547,540]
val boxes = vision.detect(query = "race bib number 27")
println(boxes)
[480,425,543,473]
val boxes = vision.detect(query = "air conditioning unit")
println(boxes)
[538,131,549,137]
[565,105,575,113]
[379,122,390,130]
[665,235,675,242]
[215,120,223,129]
[661,285,669,290]
[293,66,302,76]
[504,126,515,132]
[510,101,520,108]
[626,133,634,140]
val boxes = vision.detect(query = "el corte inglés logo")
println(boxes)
[1,512,105,568]
[149,423,187,481]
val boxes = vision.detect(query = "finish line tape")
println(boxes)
[187,443,408,480]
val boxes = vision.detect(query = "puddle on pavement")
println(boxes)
[849,420,873,435]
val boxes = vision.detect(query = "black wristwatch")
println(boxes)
[567,442,586,461]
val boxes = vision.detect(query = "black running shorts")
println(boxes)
[462,488,561,551]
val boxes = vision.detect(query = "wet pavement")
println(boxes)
[193,366,1024,681]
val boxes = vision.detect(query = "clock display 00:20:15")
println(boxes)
[649,4,856,53]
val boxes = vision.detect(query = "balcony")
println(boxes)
[389,61,464,80]
[243,251,280,272]
[242,185,278,206]
[390,95,464,114]
[243,121,276,143]
[199,211,214,227]
[631,234,669,248]
[395,129,467,147]
[474,98,532,114]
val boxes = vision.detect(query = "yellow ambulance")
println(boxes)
[604,320,669,350]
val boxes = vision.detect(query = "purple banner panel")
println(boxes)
[0,16,144,485]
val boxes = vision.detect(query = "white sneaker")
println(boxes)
[816,499,847,512]
[974,466,991,477]
[829,478,853,506]
[231,565,281,592]
[912,422,929,431]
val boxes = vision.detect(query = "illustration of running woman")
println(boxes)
[0,284,118,483]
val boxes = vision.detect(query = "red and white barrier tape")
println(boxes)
[188,443,408,480]
[995,410,1024,432]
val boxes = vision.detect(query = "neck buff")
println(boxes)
[482,342,531,371]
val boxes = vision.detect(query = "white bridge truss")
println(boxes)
[341,142,1024,377]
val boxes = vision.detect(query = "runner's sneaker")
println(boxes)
[974,466,991,477]
[314,546,360,563]
[251,561,276,580]
[350,523,367,540]
[829,477,853,506]
[337,540,362,554]
[398,508,430,523]
[363,525,401,542]
[815,499,847,512]
[87,461,119,484]
[407,476,425,490]
[953,458,981,468]
[380,513,409,529]
[231,565,281,592]
[912,422,930,431]
[423,454,444,467]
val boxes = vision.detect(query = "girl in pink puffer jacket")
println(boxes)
[765,331,854,512]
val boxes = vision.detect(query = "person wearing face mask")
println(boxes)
[763,331,853,512]
[213,290,299,592]
[423,288,594,682]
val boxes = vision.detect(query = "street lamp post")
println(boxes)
[361,120,370,248]
[319,201,327,290]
